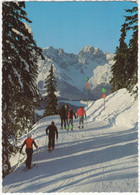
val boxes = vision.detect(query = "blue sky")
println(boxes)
[25,1,137,54]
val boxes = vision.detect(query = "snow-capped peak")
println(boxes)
[78,45,104,56]
[80,45,95,53]
[37,45,115,100]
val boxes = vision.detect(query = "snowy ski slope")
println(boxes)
[2,89,138,193]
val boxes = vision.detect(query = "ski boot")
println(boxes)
[67,125,69,131]
[48,147,51,152]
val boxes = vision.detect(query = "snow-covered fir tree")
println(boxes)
[125,6,138,98]
[110,4,138,98]
[110,23,128,92]
[2,2,44,178]
[43,65,58,116]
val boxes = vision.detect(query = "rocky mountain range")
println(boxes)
[37,45,115,100]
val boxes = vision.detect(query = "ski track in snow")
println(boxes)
[2,115,138,193]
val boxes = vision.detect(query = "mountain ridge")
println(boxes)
[37,45,115,100]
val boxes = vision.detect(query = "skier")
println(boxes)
[20,133,38,169]
[67,107,76,130]
[77,107,86,129]
[46,121,58,152]
[59,104,66,130]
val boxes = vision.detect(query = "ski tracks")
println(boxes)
[3,115,138,192]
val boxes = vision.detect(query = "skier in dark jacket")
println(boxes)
[59,104,66,130]
[46,121,58,152]
[67,108,76,130]
[20,133,38,169]
[65,104,69,129]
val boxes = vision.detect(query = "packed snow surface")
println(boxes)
[2,89,138,192]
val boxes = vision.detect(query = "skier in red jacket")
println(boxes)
[20,133,38,169]
[77,107,86,129]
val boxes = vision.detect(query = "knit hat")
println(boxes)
[51,121,54,125]
[27,133,32,138]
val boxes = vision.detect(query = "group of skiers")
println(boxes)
[59,104,86,130]
[20,104,86,170]
[20,121,58,169]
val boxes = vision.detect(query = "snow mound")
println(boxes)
[86,88,138,128]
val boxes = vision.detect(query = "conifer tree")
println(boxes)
[110,4,138,98]
[44,65,58,116]
[125,6,138,98]
[2,2,44,177]
[110,23,128,92]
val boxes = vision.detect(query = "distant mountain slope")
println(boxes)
[37,45,115,100]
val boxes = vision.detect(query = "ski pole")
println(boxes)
[36,148,39,165]
[44,135,48,151]
[46,135,48,145]
[17,152,21,165]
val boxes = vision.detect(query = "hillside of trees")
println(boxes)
[110,6,138,99]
